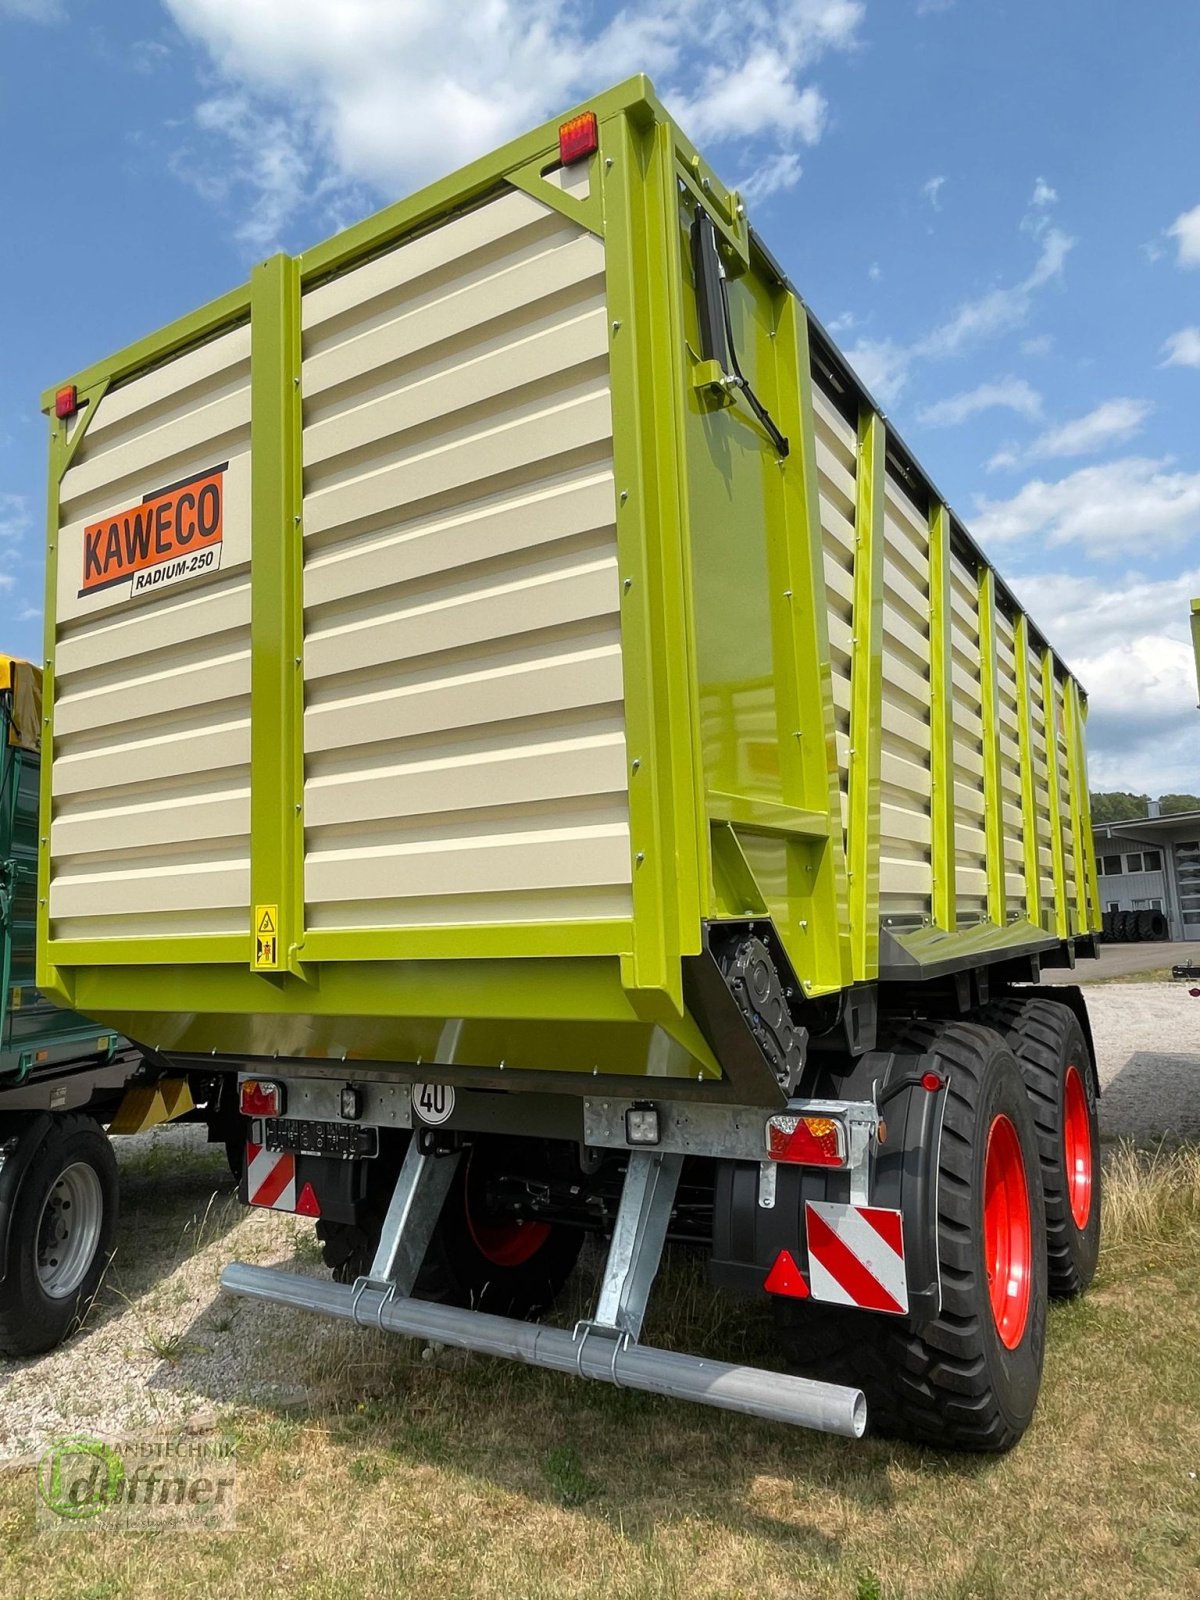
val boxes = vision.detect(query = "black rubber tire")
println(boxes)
[0,1115,119,1358]
[978,997,1101,1297]
[318,1134,584,1319]
[777,1022,1048,1452]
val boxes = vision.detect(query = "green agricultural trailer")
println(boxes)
[38,78,1102,1449]
[1,655,239,1355]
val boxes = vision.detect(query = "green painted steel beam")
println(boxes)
[764,296,852,997]
[1041,650,1070,938]
[848,409,885,980]
[41,287,249,416]
[603,108,704,1013]
[248,254,306,979]
[1013,614,1043,929]
[1191,599,1200,707]
[1062,676,1093,934]
[705,792,829,839]
[977,567,1006,926]
[928,502,956,932]
[1076,692,1101,932]
[36,379,112,1008]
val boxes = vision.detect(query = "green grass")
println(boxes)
[1,1143,1198,1599]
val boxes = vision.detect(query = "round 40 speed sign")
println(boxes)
[413,1082,455,1125]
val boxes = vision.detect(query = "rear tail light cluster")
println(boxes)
[766,1113,847,1167]
[240,1079,284,1118]
[558,111,598,165]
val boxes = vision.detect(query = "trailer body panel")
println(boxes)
[38,78,1099,1081]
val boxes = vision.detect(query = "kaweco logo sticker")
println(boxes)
[79,463,226,600]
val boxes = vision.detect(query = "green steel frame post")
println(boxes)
[928,503,956,932]
[848,409,885,980]
[1191,599,1200,706]
[977,568,1006,926]
[766,296,852,995]
[602,106,704,1012]
[1041,652,1069,938]
[36,381,111,1006]
[1077,693,1101,931]
[249,254,306,978]
[1012,615,1043,929]
[1062,677,1092,935]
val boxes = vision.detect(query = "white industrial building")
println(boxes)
[1092,805,1200,941]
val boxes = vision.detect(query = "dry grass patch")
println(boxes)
[1,1144,1198,1599]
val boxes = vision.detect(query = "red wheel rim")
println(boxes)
[463,1150,551,1268]
[1063,1065,1093,1230]
[983,1114,1033,1350]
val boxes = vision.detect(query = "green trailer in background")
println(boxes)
[37,78,1102,1447]
[0,656,233,1356]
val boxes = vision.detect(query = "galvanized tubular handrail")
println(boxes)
[220,1262,867,1439]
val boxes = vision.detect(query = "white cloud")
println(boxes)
[867,261,881,281]
[0,0,63,20]
[1161,327,1200,369]
[974,456,1200,558]
[739,151,804,203]
[1027,397,1152,459]
[922,175,946,210]
[163,0,864,248]
[1168,203,1200,268]
[916,224,1073,358]
[1008,567,1200,794]
[1021,333,1053,357]
[675,55,827,145]
[917,376,1042,428]
[0,493,30,541]
[845,337,909,404]
[1030,176,1057,209]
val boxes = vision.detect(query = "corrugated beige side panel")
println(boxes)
[879,473,933,917]
[49,324,252,940]
[300,189,630,931]
[812,383,856,844]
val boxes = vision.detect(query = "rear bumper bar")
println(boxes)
[220,1261,867,1439]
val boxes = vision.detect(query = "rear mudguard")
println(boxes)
[710,1050,945,1324]
[0,1112,54,1284]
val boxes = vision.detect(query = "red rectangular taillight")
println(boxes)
[55,384,78,419]
[766,1113,847,1167]
[240,1079,284,1117]
[558,111,598,165]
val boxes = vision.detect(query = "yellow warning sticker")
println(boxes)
[255,905,279,969]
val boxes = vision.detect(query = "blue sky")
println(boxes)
[2,0,1197,793]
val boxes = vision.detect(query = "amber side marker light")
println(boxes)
[559,111,598,165]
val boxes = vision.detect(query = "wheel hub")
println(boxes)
[983,1114,1033,1350]
[1063,1065,1094,1230]
[36,1162,105,1300]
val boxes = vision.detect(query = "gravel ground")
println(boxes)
[1,982,1198,1456]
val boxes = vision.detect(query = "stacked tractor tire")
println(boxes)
[1101,909,1169,942]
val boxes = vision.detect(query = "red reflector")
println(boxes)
[240,1078,283,1117]
[764,1249,810,1299]
[766,1114,846,1166]
[55,384,78,419]
[921,1071,945,1092]
[295,1181,321,1218]
[559,111,598,165]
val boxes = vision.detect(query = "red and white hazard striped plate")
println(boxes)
[805,1200,909,1316]
[246,1143,296,1211]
